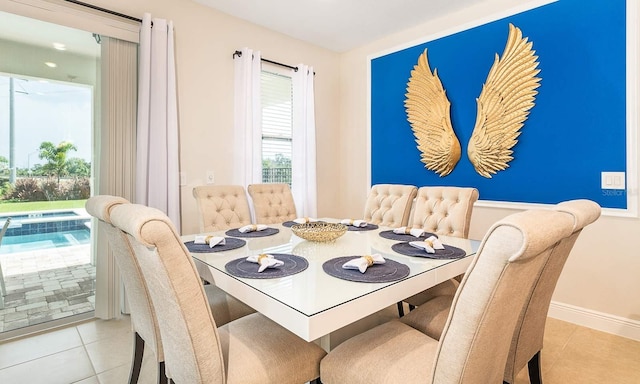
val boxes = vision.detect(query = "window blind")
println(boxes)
[261,69,293,169]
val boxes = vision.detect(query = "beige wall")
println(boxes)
[338,0,640,326]
[85,0,342,234]
[87,0,639,326]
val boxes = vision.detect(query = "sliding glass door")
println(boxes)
[0,11,99,337]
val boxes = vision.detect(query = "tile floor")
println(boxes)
[0,315,638,383]
[0,245,95,333]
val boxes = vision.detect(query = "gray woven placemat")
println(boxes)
[224,253,308,279]
[184,237,246,253]
[225,227,280,238]
[378,230,437,242]
[322,256,410,283]
[391,242,467,259]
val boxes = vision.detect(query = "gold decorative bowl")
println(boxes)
[291,222,348,242]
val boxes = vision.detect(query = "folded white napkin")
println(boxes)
[246,253,285,272]
[342,253,386,273]
[238,224,268,233]
[194,235,226,248]
[293,217,319,224]
[340,219,368,227]
[409,236,445,254]
[393,226,425,238]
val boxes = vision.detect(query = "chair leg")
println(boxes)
[313,378,322,384]
[129,332,145,384]
[158,362,169,384]
[396,301,405,317]
[408,304,416,311]
[528,351,543,384]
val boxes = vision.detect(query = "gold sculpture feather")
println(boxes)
[467,23,541,178]
[405,49,461,177]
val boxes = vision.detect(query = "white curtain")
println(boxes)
[291,65,318,217]
[136,13,181,232]
[233,47,263,187]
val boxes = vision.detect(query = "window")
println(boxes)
[261,65,292,185]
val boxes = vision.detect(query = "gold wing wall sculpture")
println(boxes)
[404,24,541,178]
[405,49,461,177]
[468,23,541,178]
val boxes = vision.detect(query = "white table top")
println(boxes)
[186,220,480,343]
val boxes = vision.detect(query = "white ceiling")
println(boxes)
[0,11,99,57]
[194,0,486,52]
[0,1,487,56]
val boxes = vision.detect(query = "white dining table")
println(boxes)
[185,220,480,351]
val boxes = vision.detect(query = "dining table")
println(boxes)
[184,219,480,351]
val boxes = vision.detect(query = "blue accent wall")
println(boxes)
[370,0,627,208]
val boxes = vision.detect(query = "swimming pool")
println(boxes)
[0,209,91,253]
[0,229,91,254]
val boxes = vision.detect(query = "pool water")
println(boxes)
[0,229,91,254]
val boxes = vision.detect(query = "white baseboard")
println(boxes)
[548,301,640,341]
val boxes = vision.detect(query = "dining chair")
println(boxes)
[363,184,417,227]
[398,186,479,315]
[409,186,479,237]
[109,202,326,384]
[247,183,297,224]
[503,199,601,384]
[0,217,11,309]
[319,208,575,384]
[192,185,252,232]
[399,199,601,384]
[86,196,255,384]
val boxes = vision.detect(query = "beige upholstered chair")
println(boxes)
[504,199,601,384]
[193,185,252,232]
[247,183,297,224]
[399,199,601,384]
[363,184,417,227]
[409,186,479,237]
[109,202,326,384]
[399,186,479,314]
[320,208,575,384]
[86,196,255,384]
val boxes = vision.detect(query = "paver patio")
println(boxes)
[0,244,95,333]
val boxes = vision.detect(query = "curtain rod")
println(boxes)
[63,0,142,23]
[233,50,317,74]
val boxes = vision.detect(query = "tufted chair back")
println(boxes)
[410,186,479,238]
[363,184,418,227]
[248,183,297,224]
[193,185,252,232]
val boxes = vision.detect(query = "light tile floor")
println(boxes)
[0,316,638,383]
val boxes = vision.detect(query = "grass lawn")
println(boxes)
[0,199,87,213]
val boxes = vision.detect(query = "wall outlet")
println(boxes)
[206,170,215,184]
[601,172,625,190]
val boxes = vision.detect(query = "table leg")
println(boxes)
[314,334,331,352]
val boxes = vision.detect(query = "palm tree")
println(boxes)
[38,141,78,185]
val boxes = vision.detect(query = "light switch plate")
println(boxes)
[601,172,625,190]
[206,171,215,184]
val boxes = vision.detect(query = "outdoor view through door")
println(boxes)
[0,11,98,336]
